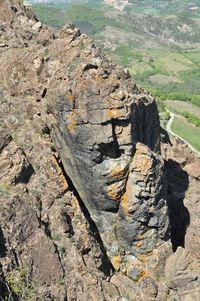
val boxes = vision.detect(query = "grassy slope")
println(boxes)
[32,5,66,27]
[171,117,200,151]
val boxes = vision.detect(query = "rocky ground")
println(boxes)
[0,1,199,300]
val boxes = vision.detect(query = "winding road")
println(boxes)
[166,109,200,156]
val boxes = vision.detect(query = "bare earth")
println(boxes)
[104,0,130,11]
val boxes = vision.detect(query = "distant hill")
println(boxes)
[31,0,200,103]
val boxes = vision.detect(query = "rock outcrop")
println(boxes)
[46,32,170,277]
[0,1,199,300]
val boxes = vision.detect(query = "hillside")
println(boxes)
[30,0,200,101]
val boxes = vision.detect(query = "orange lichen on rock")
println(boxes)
[138,253,152,264]
[107,181,124,201]
[136,241,143,248]
[111,79,119,88]
[139,270,149,281]
[46,170,52,178]
[135,143,149,155]
[131,152,152,175]
[95,74,103,82]
[111,256,122,271]
[51,155,69,194]
[121,192,129,215]
[135,233,144,248]
[138,233,145,240]
[66,112,77,134]
[140,156,152,174]
[121,183,134,217]
[111,164,127,180]
[111,256,121,271]
[107,108,121,119]
[108,189,121,201]
[67,94,75,102]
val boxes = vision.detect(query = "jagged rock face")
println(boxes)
[162,140,200,260]
[0,1,199,301]
[0,0,170,277]
[46,26,170,273]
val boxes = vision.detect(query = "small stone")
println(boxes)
[148,216,158,227]
[32,21,42,32]
[126,258,145,281]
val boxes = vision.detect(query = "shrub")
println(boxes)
[6,266,35,301]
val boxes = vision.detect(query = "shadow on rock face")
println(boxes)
[160,127,172,145]
[0,227,7,258]
[165,159,190,252]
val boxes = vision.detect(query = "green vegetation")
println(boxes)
[171,117,200,151]
[32,5,66,27]
[109,46,200,106]
[52,232,62,241]
[64,5,110,35]
[181,111,200,127]
[157,99,166,113]
[152,90,200,107]
[165,99,200,127]
[0,183,11,195]
[160,111,170,128]
[127,0,200,17]
[6,266,35,301]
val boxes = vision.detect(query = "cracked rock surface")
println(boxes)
[0,1,199,300]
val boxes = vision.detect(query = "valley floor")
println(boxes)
[166,111,200,153]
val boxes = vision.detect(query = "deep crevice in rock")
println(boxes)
[41,87,47,98]
[55,156,114,277]
[82,64,98,72]
[41,220,52,238]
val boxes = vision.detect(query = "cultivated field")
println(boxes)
[171,116,200,151]
[165,100,200,118]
